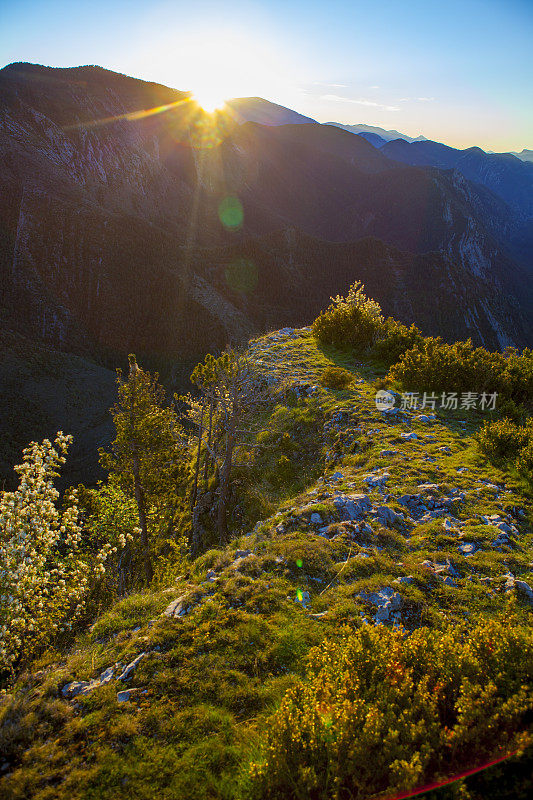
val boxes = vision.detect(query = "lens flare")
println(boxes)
[376,748,519,800]
[218,196,244,230]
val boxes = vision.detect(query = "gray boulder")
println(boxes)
[117,688,142,702]
[333,494,371,521]
[235,549,253,559]
[458,542,478,556]
[515,581,533,604]
[329,471,344,482]
[164,596,191,618]
[441,576,457,587]
[363,472,390,488]
[417,483,440,493]
[375,506,404,527]
[62,664,117,699]
[375,604,391,622]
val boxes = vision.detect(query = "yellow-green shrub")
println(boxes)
[374,317,423,363]
[319,366,354,390]
[313,282,384,349]
[311,282,422,364]
[388,339,533,407]
[248,620,533,799]
[477,418,530,461]
[477,418,533,487]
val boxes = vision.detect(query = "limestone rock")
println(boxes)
[62,664,116,699]
[441,576,457,587]
[363,472,390,488]
[117,688,142,702]
[117,653,146,682]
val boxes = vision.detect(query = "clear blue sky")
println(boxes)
[1,0,531,151]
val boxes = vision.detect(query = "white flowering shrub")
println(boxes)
[0,433,114,676]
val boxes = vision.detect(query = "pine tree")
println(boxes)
[100,355,186,584]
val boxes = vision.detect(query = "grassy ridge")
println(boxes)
[1,328,532,799]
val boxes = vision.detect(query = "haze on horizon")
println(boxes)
[1,0,532,153]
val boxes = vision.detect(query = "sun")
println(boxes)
[192,87,228,114]
[173,28,298,116]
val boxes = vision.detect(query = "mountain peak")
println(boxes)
[226,97,317,126]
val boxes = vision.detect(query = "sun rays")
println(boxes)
[62,91,236,150]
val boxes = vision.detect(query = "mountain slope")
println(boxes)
[512,148,533,163]
[226,96,317,126]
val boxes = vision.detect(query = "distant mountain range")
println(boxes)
[325,122,533,165]
[325,121,428,143]
[0,62,531,483]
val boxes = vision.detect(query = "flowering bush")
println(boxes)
[0,434,117,677]
[248,620,533,799]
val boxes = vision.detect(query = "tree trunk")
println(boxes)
[203,398,214,489]
[190,492,207,556]
[190,403,205,510]
[217,403,236,545]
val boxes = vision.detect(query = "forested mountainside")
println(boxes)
[0,62,531,487]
